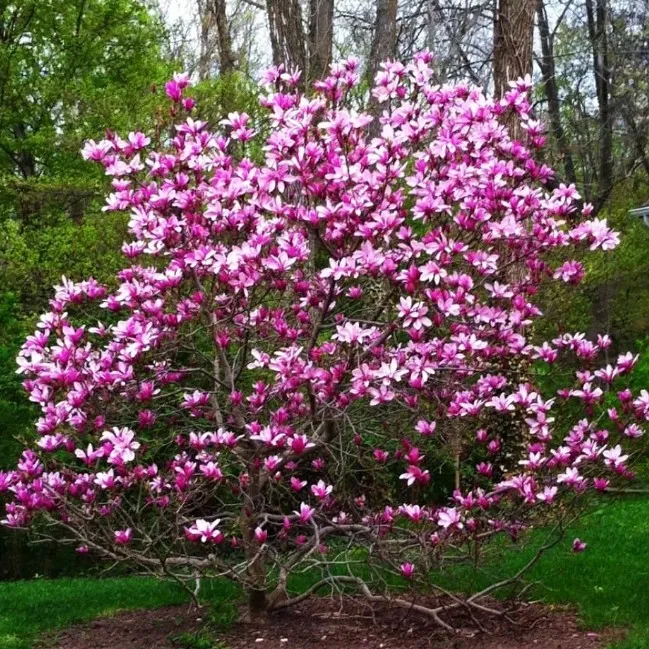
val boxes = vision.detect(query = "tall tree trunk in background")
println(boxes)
[493,0,535,138]
[536,0,577,186]
[307,0,334,84]
[197,0,236,79]
[367,0,398,135]
[266,0,307,78]
[585,0,613,213]
[213,0,236,74]
[197,0,214,81]
[367,0,398,88]
[492,0,536,445]
[492,0,533,281]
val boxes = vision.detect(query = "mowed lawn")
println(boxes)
[456,496,649,648]
[0,497,648,649]
[0,576,240,649]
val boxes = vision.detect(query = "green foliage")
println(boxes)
[0,0,173,212]
[194,72,262,125]
[0,210,128,477]
[204,601,239,632]
[0,293,32,469]
[580,194,649,351]
[629,338,649,392]
[193,72,265,161]
[534,192,649,353]
[0,212,127,311]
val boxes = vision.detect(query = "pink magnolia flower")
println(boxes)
[572,538,587,553]
[290,477,307,492]
[114,528,132,545]
[200,462,223,481]
[333,322,378,344]
[476,462,493,477]
[415,420,436,436]
[373,449,389,463]
[603,445,628,469]
[295,503,314,524]
[289,434,315,454]
[310,480,333,500]
[94,470,116,490]
[594,478,610,491]
[624,424,644,439]
[185,519,223,544]
[75,444,105,465]
[164,80,182,102]
[399,465,430,486]
[400,562,415,579]
[101,427,140,465]
[399,504,425,523]
[397,297,432,330]
[437,507,463,530]
[536,486,558,504]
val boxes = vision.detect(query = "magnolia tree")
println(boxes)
[2,54,646,626]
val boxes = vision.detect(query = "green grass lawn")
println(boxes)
[0,577,186,649]
[435,496,649,648]
[522,496,649,648]
[0,576,240,649]
[0,496,648,649]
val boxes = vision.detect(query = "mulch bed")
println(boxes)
[46,597,621,649]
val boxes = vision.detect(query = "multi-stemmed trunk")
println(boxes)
[238,469,270,623]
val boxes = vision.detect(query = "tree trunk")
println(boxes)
[238,470,269,623]
[13,122,36,179]
[493,0,535,95]
[12,122,40,222]
[266,0,307,77]
[493,0,535,138]
[197,0,213,81]
[213,0,236,74]
[366,0,398,89]
[536,0,577,186]
[307,0,334,84]
[367,0,398,135]
[242,585,269,623]
[585,0,613,213]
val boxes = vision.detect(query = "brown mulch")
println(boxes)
[46,597,622,649]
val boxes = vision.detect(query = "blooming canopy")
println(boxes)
[0,56,643,624]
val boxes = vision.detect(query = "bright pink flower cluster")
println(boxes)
[0,54,641,613]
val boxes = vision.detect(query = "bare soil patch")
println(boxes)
[47,597,620,649]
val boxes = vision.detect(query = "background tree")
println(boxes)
[266,0,307,75]
[264,0,335,86]
[197,0,237,79]
[308,0,335,82]
[493,0,536,98]
[366,0,398,86]
[0,0,170,223]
